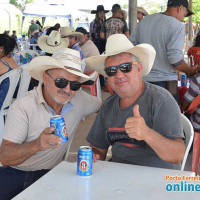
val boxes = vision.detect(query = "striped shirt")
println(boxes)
[3,83,101,171]
[184,74,200,131]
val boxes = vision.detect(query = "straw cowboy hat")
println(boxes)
[91,5,109,14]
[121,10,128,20]
[85,34,156,77]
[137,7,148,16]
[32,30,39,36]
[38,30,69,54]
[60,26,84,39]
[28,48,93,83]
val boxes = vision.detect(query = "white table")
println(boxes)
[13,161,199,200]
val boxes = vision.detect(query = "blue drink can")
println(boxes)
[50,115,68,143]
[181,74,187,86]
[77,146,93,176]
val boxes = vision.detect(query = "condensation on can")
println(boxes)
[50,115,68,143]
[77,146,93,176]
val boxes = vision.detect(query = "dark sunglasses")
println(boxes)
[104,62,139,77]
[46,72,81,91]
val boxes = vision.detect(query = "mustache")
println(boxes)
[58,90,71,97]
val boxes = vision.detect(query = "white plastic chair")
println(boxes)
[181,113,194,171]
[0,68,22,144]
[17,64,31,100]
[19,49,39,59]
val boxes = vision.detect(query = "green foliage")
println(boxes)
[192,0,200,24]
[9,0,33,12]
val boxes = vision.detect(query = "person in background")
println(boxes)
[137,7,149,22]
[46,23,61,36]
[75,27,100,73]
[90,5,109,90]
[131,0,199,102]
[35,20,43,33]
[85,34,185,170]
[0,48,101,200]
[0,34,19,109]
[28,20,42,38]
[100,4,129,40]
[10,30,17,41]
[61,26,85,60]
[30,30,41,51]
[3,30,10,36]
[187,35,200,57]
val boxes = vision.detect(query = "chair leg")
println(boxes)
[192,132,200,175]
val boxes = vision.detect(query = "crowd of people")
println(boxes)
[0,0,200,199]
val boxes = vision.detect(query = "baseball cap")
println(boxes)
[75,27,89,35]
[167,0,194,17]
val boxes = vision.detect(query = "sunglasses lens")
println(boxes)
[70,82,81,91]
[120,63,132,73]
[55,78,68,88]
[104,66,117,77]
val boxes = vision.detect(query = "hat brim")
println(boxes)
[28,56,91,83]
[186,8,194,17]
[61,32,84,39]
[137,8,148,16]
[85,44,156,77]
[91,10,109,14]
[38,35,69,54]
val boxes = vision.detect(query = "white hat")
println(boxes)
[28,48,92,83]
[85,34,156,77]
[121,10,128,20]
[137,7,148,16]
[32,30,39,36]
[38,30,69,54]
[60,26,84,39]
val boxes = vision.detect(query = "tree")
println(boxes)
[192,0,200,24]
[10,0,33,13]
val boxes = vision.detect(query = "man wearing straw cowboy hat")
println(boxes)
[0,48,101,199]
[85,34,185,169]
[61,26,85,60]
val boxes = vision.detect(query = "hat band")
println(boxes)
[65,66,82,73]
[46,40,61,47]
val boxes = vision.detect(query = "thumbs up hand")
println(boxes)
[125,104,149,141]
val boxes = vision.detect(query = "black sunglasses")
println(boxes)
[46,72,81,91]
[104,62,139,77]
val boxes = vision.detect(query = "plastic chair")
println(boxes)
[81,71,101,99]
[187,47,200,66]
[17,64,32,100]
[0,68,22,144]
[180,113,194,171]
[186,94,200,175]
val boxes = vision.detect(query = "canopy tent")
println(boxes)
[22,4,88,34]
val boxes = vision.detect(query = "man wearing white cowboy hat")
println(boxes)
[137,7,148,22]
[0,48,101,199]
[61,26,84,60]
[29,30,41,51]
[85,34,185,169]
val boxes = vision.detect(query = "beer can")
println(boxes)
[77,146,93,176]
[50,115,68,143]
[181,74,187,86]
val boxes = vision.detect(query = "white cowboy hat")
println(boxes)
[28,48,93,83]
[32,30,39,36]
[38,30,69,54]
[85,34,156,77]
[60,26,84,39]
[137,7,148,16]
[121,10,128,20]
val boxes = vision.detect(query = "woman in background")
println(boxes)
[0,34,19,109]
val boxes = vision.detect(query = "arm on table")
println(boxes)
[125,105,185,164]
[0,127,62,166]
